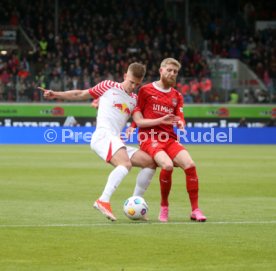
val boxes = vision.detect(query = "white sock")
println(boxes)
[99,165,129,202]
[133,168,156,197]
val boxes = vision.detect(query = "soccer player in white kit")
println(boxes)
[39,63,169,221]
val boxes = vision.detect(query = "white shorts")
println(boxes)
[90,129,138,162]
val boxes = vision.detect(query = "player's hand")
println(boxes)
[37,87,56,99]
[91,98,99,109]
[160,114,180,125]
[177,120,185,130]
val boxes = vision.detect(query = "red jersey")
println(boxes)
[134,82,185,140]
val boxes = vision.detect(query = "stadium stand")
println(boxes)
[0,0,275,103]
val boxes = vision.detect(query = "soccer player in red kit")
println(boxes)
[133,58,207,222]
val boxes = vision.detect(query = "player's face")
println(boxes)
[160,64,179,87]
[122,72,143,93]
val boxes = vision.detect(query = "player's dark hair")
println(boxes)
[128,62,146,79]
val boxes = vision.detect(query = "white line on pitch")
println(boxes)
[0,221,276,228]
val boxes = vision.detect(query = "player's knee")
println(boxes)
[145,159,156,169]
[184,161,196,170]
[162,163,174,171]
[123,161,132,171]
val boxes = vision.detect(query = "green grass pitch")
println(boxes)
[0,145,276,271]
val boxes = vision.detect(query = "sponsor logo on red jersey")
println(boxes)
[153,104,174,114]
[172,98,177,107]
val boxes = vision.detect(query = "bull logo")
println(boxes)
[114,103,131,114]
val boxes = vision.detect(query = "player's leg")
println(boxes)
[129,147,156,197]
[173,149,197,209]
[173,149,207,222]
[154,151,174,222]
[128,147,156,221]
[154,150,174,207]
[91,131,132,221]
[102,147,132,200]
[139,140,174,221]
[94,147,131,221]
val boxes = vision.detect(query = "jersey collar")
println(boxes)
[153,82,171,93]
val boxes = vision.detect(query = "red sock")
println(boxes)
[185,167,199,211]
[159,169,172,207]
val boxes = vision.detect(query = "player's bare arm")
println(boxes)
[133,111,180,128]
[38,87,91,101]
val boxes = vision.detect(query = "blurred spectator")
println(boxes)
[0,69,11,85]
[243,89,256,103]
[0,79,5,101]
[49,75,62,91]
[243,2,256,27]
[16,77,28,101]
[228,90,239,104]
[238,117,248,127]
[184,92,194,104]
[39,37,48,56]
[255,89,269,103]
[266,117,276,127]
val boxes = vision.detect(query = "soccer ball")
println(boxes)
[123,196,148,220]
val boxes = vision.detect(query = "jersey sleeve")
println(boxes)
[131,87,146,126]
[88,80,115,99]
[131,91,141,127]
[134,86,147,113]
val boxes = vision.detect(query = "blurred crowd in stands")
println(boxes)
[0,0,276,103]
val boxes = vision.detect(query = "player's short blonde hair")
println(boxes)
[160,58,181,69]
[128,62,147,79]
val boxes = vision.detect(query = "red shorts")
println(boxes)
[140,138,186,160]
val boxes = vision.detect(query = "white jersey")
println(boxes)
[89,80,137,135]
[89,80,138,162]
